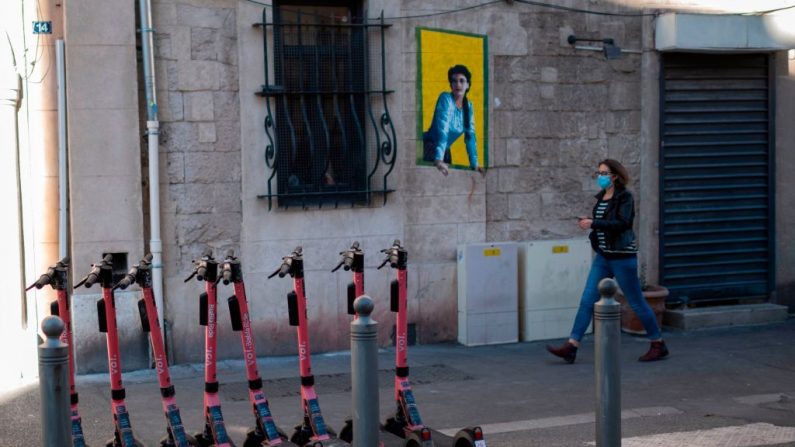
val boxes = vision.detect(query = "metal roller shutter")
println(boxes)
[659,53,774,304]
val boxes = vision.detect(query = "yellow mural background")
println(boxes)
[418,28,487,169]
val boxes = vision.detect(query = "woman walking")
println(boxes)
[547,159,669,363]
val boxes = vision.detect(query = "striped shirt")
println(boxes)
[594,199,638,255]
[594,200,610,251]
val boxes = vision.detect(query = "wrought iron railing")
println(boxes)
[254,9,396,210]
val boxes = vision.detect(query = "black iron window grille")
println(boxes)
[255,4,396,210]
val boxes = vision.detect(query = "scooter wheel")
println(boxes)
[338,420,353,443]
[105,436,147,447]
[243,429,265,447]
[159,433,201,446]
[192,432,214,447]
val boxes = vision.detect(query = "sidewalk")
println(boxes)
[2,320,794,446]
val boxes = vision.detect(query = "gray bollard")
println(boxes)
[594,278,621,447]
[350,295,379,447]
[39,315,73,447]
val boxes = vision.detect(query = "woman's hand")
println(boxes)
[476,167,486,177]
[578,218,593,230]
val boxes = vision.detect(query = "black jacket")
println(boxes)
[589,187,637,255]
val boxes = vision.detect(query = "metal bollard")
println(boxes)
[350,295,379,447]
[39,315,73,447]
[594,278,621,447]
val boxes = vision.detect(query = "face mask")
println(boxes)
[597,175,612,190]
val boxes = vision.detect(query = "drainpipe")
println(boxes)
[139,0,164,333]
[56,40,68,261]
[0,33,25,327]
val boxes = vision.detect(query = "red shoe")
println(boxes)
[639,340,669,362]
[546,342,578,364]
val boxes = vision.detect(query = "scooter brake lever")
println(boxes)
[183,271,197,283]
[26,275,49,291]
[74,276,88,289]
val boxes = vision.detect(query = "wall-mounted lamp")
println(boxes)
[567,35,623,60]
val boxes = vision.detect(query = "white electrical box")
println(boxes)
[518,239,592,342]
[456,242,518,346]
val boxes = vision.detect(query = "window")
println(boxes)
[256,1,396,209]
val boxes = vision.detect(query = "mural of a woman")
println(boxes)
[423,64,485,176]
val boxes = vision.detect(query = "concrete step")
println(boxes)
[663,303,789,331]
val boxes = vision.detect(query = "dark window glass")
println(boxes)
[273,1,367,206]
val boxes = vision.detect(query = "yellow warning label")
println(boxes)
[483,248,501,257]
[552,245,569,254]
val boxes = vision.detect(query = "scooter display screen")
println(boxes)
[208,406,231,443]
[114,407,136,447]
[166,405,188,444]
[307,399,329,436]
[254,401,281,441]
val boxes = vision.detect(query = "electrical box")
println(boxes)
[518,239,592,342]
[456,242,518,346]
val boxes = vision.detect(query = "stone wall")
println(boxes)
[131,0,795,366]
[65,0,148,372]
[151,0,245,364]
[164,0,649,362]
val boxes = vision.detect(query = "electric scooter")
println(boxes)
[331,242,365,320]
[115,254,197,446]
[331,242,409,447]
[75,254,145,447]
[184,249,236,446]
[216,250,299,447]
[27,257,88,447]
[268,247,349,447]
[378,241,486,447]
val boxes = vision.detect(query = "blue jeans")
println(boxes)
[570,253,661,341]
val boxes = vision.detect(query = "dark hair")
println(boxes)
[599,159,630,188]
[448,64,472,131]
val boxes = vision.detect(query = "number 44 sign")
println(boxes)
[33,21,52,34]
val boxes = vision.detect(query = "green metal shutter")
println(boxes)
[659,53,774,304]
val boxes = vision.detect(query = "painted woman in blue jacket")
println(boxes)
[423,65,484,176]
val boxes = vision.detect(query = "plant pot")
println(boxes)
[615,285,669,335]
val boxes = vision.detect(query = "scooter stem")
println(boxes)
[31,258,86,447]
[222,252,288,445]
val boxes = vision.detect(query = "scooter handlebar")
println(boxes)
[77,272,99,289]
[184,249,214,282]
[113,274,135,290]
[76,255,110,289]
[26,273,52,291]
[26,256,71,291]
[220,264,232,285]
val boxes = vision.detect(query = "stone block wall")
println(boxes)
[485,7,643,244]
[151,0,244,363]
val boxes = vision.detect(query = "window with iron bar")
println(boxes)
[255,1,396,210]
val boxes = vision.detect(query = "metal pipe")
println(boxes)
[350,295,379,447]
[38,315,72,447]
[138,0,164,335]
[594,278,621,447]
[56,40,68,261]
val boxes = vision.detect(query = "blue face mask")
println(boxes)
[597,175,612,190]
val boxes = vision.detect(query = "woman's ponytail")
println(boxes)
[463,92,470,131]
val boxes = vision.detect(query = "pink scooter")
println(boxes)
[76,254,144,447]
[115,254,197,446]
[28,257,87,447]
[216,250,298,447]
[378,241,486,447]
[184,250,236,446]
[269,247,349,447]
[332,242,408,447]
